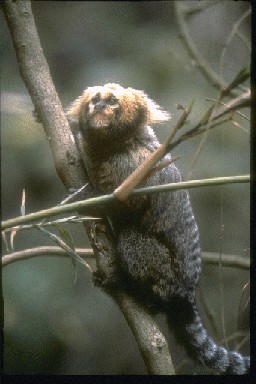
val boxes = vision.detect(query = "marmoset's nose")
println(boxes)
[95,100,107,111]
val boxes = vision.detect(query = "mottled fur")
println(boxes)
[67,84,250,374]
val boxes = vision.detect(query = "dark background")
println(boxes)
[1,1,250,374]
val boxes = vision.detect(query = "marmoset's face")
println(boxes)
[78,84,147,141]
[86,90,120,129]
[66,83,170,142]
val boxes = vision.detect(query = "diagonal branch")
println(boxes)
[167,90,250,152]
[114,101,194,201]
[2,0,174,375]
[219,8,251,79]
[174,1,229,92]
[3,0,86,188]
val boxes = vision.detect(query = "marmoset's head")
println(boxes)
[66,83,170,141]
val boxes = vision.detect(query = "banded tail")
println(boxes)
[167,295,250,374]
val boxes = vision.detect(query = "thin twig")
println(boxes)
[219,7,251,80]
[218,209,229,348]
[230,119,248,135]
[167,90,250,152]
[202,252,250,269]
[37,226,93,272]
[60,184,89,205]
[174,1,230,92]
[206,98,250,122]
[185,77,250,179]
[1,175,250,231]
[2,246,95,267]
[236,30,251,51]
[184,0,221,17]
[114,101,194,201]
[2,248,250,269]
[3,215,101,233]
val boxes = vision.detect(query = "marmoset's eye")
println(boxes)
[91,94,101,104]
[108,96,118,105]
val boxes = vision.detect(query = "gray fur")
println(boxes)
[69,86,250,374]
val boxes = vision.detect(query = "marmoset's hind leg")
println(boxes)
[117,227,177,303]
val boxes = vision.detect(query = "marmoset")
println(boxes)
[66,83,250,374]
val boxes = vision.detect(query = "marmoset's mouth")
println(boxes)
[90,113,110,128]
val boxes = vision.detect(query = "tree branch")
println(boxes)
[1,246,94,267]
[219,8,251,80]
[3,0,174,374]
[1,175,250,231]
[2,247,250,270]
[202,252,250,269]
[114,101,194,201]
[174,1,230,92]
[167,90,250,152]
[3,0,85,188]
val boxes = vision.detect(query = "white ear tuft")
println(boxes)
[146,97,171,124]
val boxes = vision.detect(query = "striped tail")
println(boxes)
[167,295,250,374]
